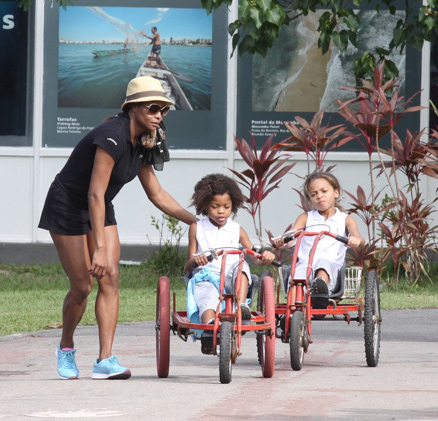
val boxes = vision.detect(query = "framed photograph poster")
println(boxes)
[42,0,228,149]
[0,0,30,144]
[236,5,423,151]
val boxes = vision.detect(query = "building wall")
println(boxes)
[2,149,433,247]
[0,2,436,246]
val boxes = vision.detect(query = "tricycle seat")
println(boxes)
[279,262,349,300]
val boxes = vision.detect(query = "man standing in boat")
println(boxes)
[141,27,162,67]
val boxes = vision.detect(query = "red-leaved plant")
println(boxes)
[230,61,438,285]
[338,61,438,283]
[229,134,296,245]
[273,110,353,173]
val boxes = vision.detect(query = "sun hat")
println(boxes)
[121,76,174,110]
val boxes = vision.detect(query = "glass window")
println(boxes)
[0,0,32,146]
[430,40,438,132]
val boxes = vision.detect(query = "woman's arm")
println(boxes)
[345,215,365,248]
[138,165,197,225]
[88,147,115,278]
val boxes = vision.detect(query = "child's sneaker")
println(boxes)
[310,277,329,309]
[56,343,79,380]
[92,356,131,380]
[240,302,252,320]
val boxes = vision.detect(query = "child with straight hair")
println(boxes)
[185,173,275,325]
[274,171,365,308]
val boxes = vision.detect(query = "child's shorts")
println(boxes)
[193,262,252,319]
[193,282,220,319]
[225,261,252,292]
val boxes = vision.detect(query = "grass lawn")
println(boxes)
[1,262,437,337]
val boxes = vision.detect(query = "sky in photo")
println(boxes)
[59,6,212,42]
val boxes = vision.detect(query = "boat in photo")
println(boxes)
[136,56,193,111]
[92,48,132,57]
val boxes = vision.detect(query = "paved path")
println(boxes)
[0,309,437,420]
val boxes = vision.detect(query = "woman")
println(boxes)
[39,76,197,380]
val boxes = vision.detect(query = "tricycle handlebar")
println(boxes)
[192,247,282,268]
[272,228,349,247]
[335,234,349,245]
[271,229,298,243]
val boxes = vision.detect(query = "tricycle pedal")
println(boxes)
[201,336,215,355]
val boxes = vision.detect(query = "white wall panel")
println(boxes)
[0,157,34,241]
[113,157,229,244]
[1,1,437,247]
[36,156,69,242]
[2,153,438,245]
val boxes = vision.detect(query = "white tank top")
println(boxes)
[195,218,241,275]
[297,208,348,267]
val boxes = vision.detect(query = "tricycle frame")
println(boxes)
[156,247,277,383]
[275,229,381,370]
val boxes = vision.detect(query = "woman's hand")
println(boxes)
[89,248,107,279]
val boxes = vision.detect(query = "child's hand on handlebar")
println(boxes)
[272,236,295,249]
[272,238,285,249]
[259,250,276,264]
[192,253,210,267]
[271,229,298,249]
[347,236,362,248]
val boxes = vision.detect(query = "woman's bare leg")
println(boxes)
[87,225,121,361]
[51,232,94,350]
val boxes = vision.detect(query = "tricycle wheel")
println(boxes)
[290,310,305,371]
[256,276,275,378]
[219,321,233,384]
[156,276,170,378]
[364,269,381,367]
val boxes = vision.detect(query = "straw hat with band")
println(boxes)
[121,76,174,110]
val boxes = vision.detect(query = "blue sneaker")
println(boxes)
[92,356,131,380]
[56,344,79,380]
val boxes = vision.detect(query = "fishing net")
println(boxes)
[87,7,145,44]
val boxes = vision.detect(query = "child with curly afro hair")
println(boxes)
[190,173,245,216]
[185,173,275,327]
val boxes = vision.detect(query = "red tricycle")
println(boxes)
[271,228,382,370]
[155,247,280,384]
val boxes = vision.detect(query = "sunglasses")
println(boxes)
[142,103,171,116]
